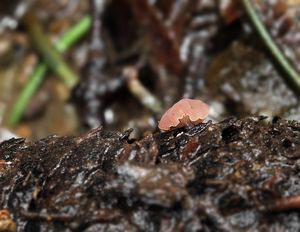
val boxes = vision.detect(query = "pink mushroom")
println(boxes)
[158,99,209,131]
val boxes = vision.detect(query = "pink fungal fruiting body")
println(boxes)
[158,99,209,131]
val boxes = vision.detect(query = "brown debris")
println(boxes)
[0,209,16,232]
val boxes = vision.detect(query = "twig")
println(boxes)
[123,66,162,114]
[275,194,300,211]
[8,15,91,126]
[264,194,300,212]
[21,208,121,223]
[20,210,74,222]
[241,0,300,93]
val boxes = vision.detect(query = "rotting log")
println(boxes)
[1,117,300,231]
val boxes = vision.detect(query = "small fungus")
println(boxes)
[158,99,209,131]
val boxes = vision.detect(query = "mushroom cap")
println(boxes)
[158,99,209,131]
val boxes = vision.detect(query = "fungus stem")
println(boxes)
[8,15,91,126]
[241,0,300,93]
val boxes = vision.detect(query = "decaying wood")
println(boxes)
[1,117,300,231]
